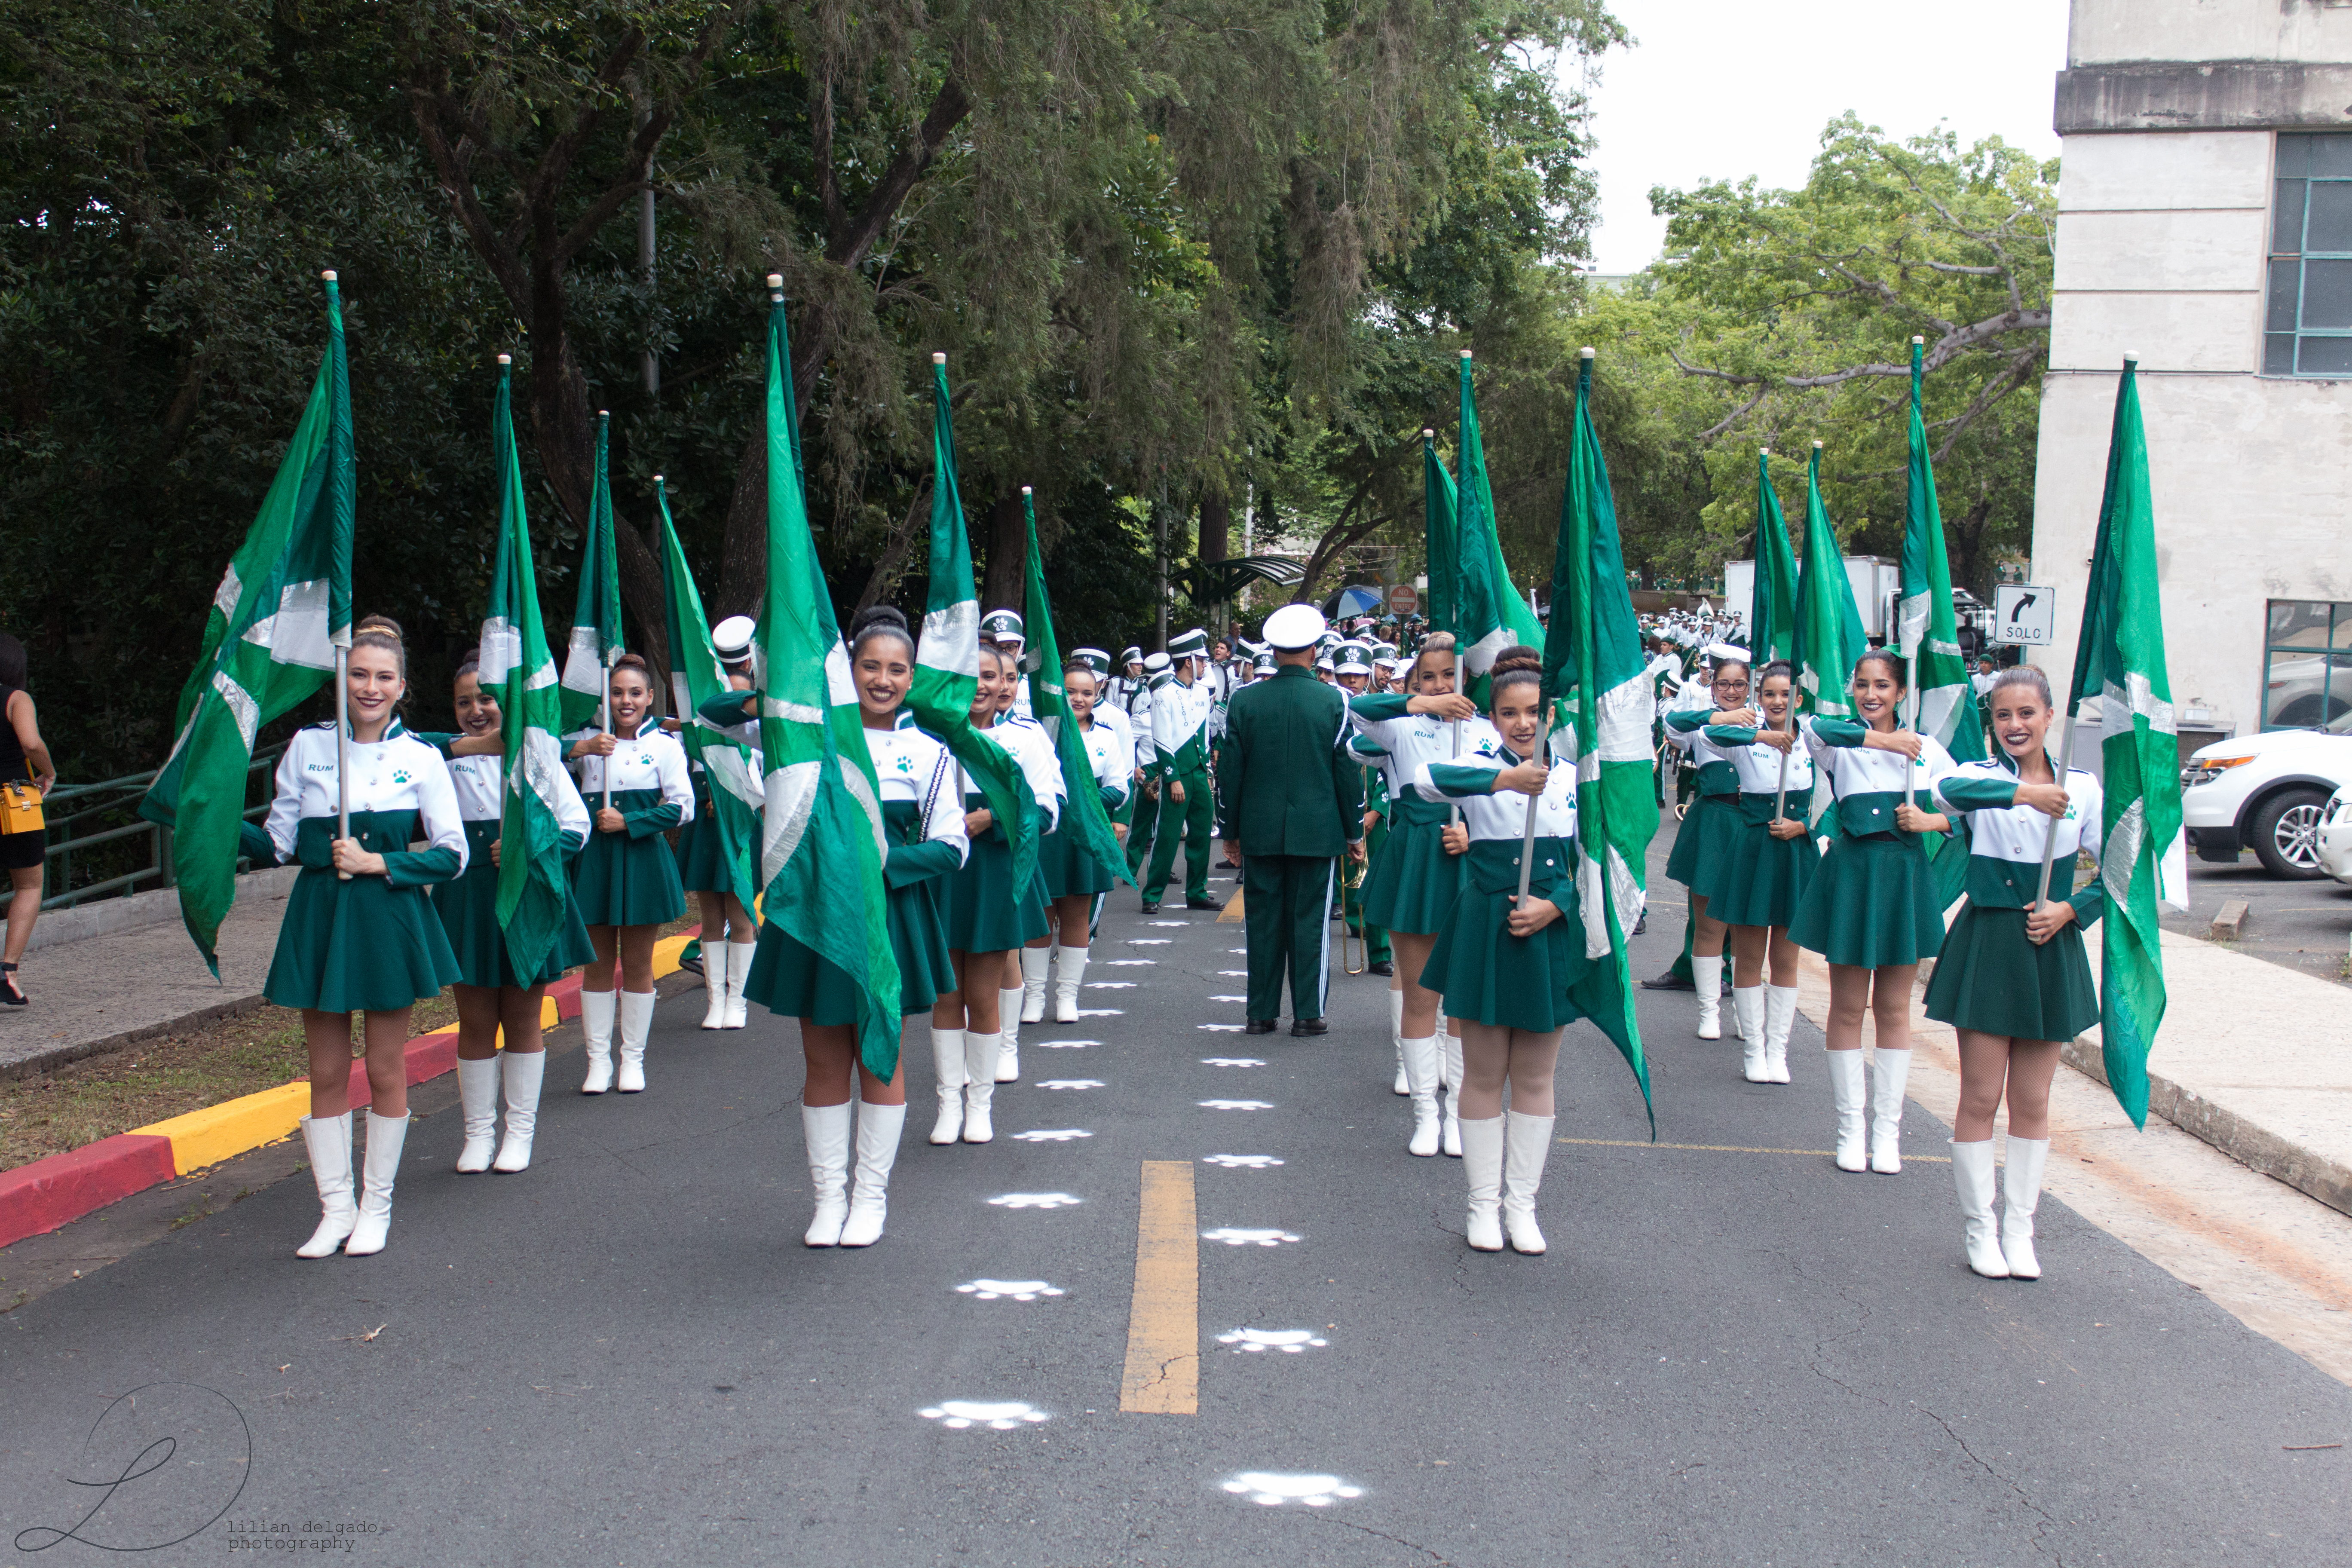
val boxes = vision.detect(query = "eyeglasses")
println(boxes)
[1712,678,1750,694]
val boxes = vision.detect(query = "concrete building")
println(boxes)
[2033,0,2352,749]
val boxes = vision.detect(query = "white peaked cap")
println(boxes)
[1261,602,1329,650]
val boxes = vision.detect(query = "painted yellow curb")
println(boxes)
[652,931,695,977]
[133,1081,311,1177]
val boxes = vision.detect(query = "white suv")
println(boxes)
[2180,710,2352,878]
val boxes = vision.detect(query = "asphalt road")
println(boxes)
[2159,855,2352,986]
[3,859,2346,1566]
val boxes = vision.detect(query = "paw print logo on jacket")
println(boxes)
[895,752,915,773]
[392,769,412,784]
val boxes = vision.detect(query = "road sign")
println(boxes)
[1387,582,1418,617]
[1995,584,2055,646]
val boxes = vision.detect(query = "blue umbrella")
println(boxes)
[1326,584,1384,619]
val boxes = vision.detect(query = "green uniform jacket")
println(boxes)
[1218,664,1364,858]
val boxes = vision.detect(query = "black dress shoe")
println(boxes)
[1633,912,1647,937]
[1244,1019,1280,1035]
[1367,960,1393,977]
[1186,897,1222,910]
[1640,970,1696,991]
[1140,902,1160,915]
[1289,1018,1329,1037]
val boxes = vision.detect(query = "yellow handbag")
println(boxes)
[0,779,43,836]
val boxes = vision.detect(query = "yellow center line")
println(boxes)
[1120,1161,1201,1414]
[1217,889,1246,922]
[1559,1137,1951,1164]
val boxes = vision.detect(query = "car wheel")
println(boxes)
[2250,787,2331,879]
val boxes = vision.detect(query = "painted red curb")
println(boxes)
[0,1133,178,1250]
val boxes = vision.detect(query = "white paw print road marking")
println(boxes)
[1198,1099,1272,1110]
[1131,939,1172,946]
[1221,1472,1364,1506]
[1197,1023,1245,1033]
[1034,1038,1097,1049]
[955,1279,1066,1301]
[1104,959,1156,966]
[1218,970,1249,976]
[988,1193,1082,1210]
[1200,1227,1299,1247]
[1217,1329,1328,1354]
[1038,1079,1104,1090]
[1209,995,1246,1003]
[1084,981,1136,989]
[1011,1128,1093,1142]
[1073,1008,1124,1017]
[1147,920,1189,927]
[919,1400,1050,1430]
[1200,1057,1265,1067]
[1202,1154,1283,1169]
[1227,947,1246,954]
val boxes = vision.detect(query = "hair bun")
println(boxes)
[1490,644,1544,677]
[354,613,405,641]
[850,604,910,640]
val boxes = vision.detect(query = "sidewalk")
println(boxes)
[0,870,296,1079]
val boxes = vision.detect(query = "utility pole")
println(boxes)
[638,103,659,396]
[1153,484,1170,650]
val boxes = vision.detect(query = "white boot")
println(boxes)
[579,988,616,1093]
[343,1110,408,1256]
[1869,1047,1912,1173]
[1390,987,1408,1094]
[723,940,757,1029]
[493,1050,544,1172]
[454,1056,499,1172]
[1051,944,1088,1023]
[1401,1035,1442,1157]
[1827,1050,1868,1172]
[1764,985,1798,1084]
[1734,988,1768,1082]
[801,1102,853,1246]
[996,986,1023,1082]
[1501,1112,1556,1255]
[962,1031,998,1143]
[2001,1136,2050,1281]
[1440,1029,1464,1158]
[616,990,655,1093]
[1020,947,1050,1025]
[296,1112,356,1259]
[839,1099,906,1247]
[1461,1116,1505,1252]
[929,1026,968,1144]
[1693,954,1723,1040]
[700,941,731,1029]
[1951,1139,2010,1278]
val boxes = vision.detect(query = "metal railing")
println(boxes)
[37,744,287,912]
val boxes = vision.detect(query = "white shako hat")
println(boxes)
[1070,646,1111,673]
[710,615,757,662]
[1167,627,1210,661]
[1260,602,1328,651]
[1705,642,1750,665]
[1142,651,1172,673]
[1335,640,1372,676]
[1253,652,1277,674]
[1119,645,1144,666]
[981,608,1025,647]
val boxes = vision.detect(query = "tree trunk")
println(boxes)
[1199,488,1231,640]
[980,492,1026,616]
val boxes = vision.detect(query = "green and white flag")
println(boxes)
[1792,443,1867,722]
[140,273,355,973]
[1749,448,1798,665]
[1897,339,1985,764]
[559,413,625,735]
[1020,488,1130,886]
[1452,351,1544,687]
[750,282,900,1078]
[478,358,572,980]
[2066,356,2188,1129]
[1423,430,1458,635]
[905,353,1034,893]
[656,476,762,912]
[1540,350,1657,1131]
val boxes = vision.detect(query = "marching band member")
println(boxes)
[1787,650,1957,1174]
[1123,651,1164,883]
[1925,667,2101,1280]
[1037,658,1133,1021]
[1414,647,1578,1254]
[992,641,1064,1073]
[675,615,760,1031]
[1142,630,1218,914]
[428,656,594,1174]
[565,654,694,1096]
[249,616,466,1259]
[1662,652,1757,1041]
[1701,660,1816,1084]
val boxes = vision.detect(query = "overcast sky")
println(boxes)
[1571,0,2071,275]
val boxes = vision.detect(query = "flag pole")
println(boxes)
[1514,709,1555,909]
[598,408,614,812]
[1436,409,1464,830]
[1903,340,1925,812]
[326,269,353,881]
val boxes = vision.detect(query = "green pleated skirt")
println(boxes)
[672,781,749,898]
[1788,833,1947,969]
[1041,824,1121,899]
[571,790,686,928]
[1421,840,1588,1033]
[946,824,1048,953]
[268,867,463,1015]
[1923,903,2099,1041]
[1361,799,1464,936]
[432,822,597,988]
[1666,793,1742,897]
[1709,812,1820,930]
[744,877,956,1023]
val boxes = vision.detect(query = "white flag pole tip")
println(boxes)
[1460,349,1473,360]
[1911,335,1924,345]
[932,351,946,364]
[1813,438,1824,450]
[496,353,511,365]
[766,273,782,288]
[1579,346,1595,359]
[653,473,664,485]
[1021,485,1032,496]
[2123,351,2139,363]
[321,270,336,281]
[1422,427,1434,438]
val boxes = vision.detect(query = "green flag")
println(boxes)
[477,358,573,980]
[655,476,762,912]
[2067,356,2188,1129]
[1792,443,1867,722]
[1452,351,1544,687]
[1423,429,1458,635]
[1540,350,1657,1131]
[139,272,355,972]
[559,413,625,734]
[1749,448,1798,665]
[905,353,1035,894]
[1019,488,1131,886]
[1898,340,1985,764]
[749,282,900,1077]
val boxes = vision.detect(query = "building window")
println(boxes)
[2265,135,2352,377]
[2260,599,2352,729]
